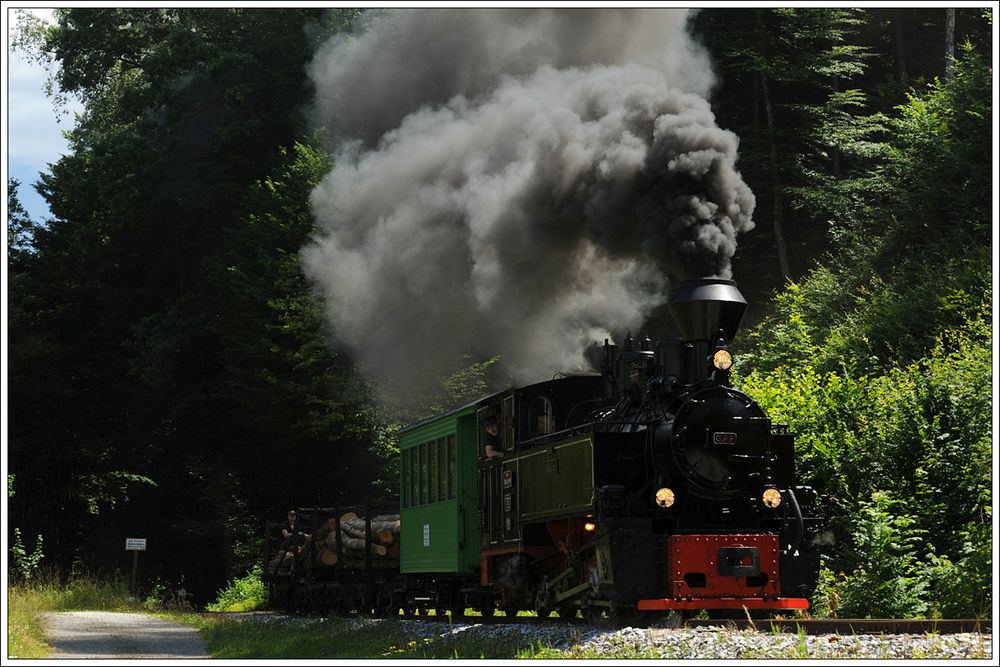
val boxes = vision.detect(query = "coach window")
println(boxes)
[447,434,456,499]
[429,440,438,503]
[402,449,410,508]
[439,439,447,501]
[528,396,554,437]
[420,443,429,505]
[411,447,420,506]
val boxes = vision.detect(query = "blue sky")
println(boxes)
[7,8,83,223]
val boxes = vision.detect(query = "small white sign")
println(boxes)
[125,538,147,551]
[423,524,430,547]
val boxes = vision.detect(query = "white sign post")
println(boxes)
[125,538,147,592]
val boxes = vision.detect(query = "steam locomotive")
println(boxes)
[265,278,822,617]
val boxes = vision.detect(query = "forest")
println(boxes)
[6,7,992,618]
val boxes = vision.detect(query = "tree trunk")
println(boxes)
[831,76,841,177]
[758,70,792,283]
[945,8,956,80]
[893,10,909,87]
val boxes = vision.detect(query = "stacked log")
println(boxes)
[313,513,400,569]
[268,535,312,575]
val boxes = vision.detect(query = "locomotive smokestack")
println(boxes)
[669,278,747,342]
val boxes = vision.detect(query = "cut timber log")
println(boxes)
[340,558,398,570]
[318,548,338,567]
[342,517,400,541]
[315,518,337,542]
[326,532,387,556]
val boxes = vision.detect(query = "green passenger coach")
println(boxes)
[398,398,487,575]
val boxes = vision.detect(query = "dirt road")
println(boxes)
[44,611,209,659]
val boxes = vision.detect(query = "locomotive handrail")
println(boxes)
[518,419,661,449]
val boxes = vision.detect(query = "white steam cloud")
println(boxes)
[302,9,755,393]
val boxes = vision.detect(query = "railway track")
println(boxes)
[682,618,991,635]
[401,612,991,635]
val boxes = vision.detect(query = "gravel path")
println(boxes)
[44,611,209,659]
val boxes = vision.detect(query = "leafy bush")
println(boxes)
[927,521,992,619]
[143,576,194,611]
[10,528,45,583]
[807,561,842,619]
[739,293,991,618]
[836,492,928,618]
[206,566,268,612]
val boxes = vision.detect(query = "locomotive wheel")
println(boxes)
[501,606,521,617]
[611,605,637,621]
[477,606,496,618]
[535,606,554,618]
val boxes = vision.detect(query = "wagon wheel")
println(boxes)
[556,604,577,619]
[583,604,604,623]
[501,605,521,617]
[611,604,638,622]
[375,593,394,618]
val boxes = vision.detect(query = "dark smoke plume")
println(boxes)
[303,9,755,392]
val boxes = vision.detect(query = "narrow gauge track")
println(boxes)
[682,618,991,635]
[400,613,991,635]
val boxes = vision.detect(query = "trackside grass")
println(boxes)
[7,585,51,659]
[170,614,575,659]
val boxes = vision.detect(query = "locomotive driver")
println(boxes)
[483,417,504,460]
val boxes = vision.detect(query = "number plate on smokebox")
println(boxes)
[713,432,737,445]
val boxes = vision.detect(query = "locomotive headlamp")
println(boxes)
[583,521,597,532]
[655,487,676,508]
[712,349,734,371]
[762,487,782,508]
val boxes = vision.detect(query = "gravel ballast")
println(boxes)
[236,613,992,660]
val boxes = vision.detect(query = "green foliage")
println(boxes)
[836,492,928,618]
[741,293,991,617]
[927,521,992,619]
[206,566,268,612]
[18,571,137,611]
[7,179,37,257]
[807,561,840,619]
[10,528,46,582]
[394,354,503,424]
[9,8,378,597]
[143,576,194,612]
